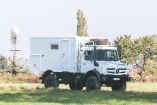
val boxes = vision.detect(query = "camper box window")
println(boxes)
[51,44,58,50]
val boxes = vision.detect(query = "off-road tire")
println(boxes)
[112,82,126,91]
[86,76,101,91]
[44,75,59,89]
[69,83,83,90]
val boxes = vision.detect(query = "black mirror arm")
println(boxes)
[94,46,99,66]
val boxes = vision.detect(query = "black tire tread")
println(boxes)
[86,76,101,91]
[44,75,59,89]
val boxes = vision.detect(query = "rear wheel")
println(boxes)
[69,83,83,90]
[44,75,59,89]
[112,82,126,91]
[86,76,101,91]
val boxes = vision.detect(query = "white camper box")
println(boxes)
[30,37,80,73]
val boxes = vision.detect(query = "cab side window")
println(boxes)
[85,50,93,60]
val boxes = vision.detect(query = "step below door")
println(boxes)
[61,40,70,71]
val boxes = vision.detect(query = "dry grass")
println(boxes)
[0,83,44,91]
[0,72,41,83]
[129,71,157,82]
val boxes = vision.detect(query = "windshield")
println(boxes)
[96,50,119,61]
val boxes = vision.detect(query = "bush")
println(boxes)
[129,70,157,82]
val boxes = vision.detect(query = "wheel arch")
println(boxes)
[41,70,56,84]
[83,70,101,84]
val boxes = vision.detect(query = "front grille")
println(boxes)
[107,68,115,70]
[107,71,115,73]
[118,68,127,70]
[107,68,127,74]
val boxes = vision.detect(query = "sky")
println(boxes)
[0,0,157,59]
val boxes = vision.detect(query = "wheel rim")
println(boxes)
[88,81,95,90]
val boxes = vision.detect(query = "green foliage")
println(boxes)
[134,35,157,72]
[114,35,135,64]
[114,34,157,77]
[0,56,8,70]
[77,9,89,37]
[145,59,157,75]
[135,34,157,60]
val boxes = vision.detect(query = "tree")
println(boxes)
[134,35,157,74]
[114,34,157,77]
[114,35,136,64]
[8,56,27,75]
[77,9,89,37]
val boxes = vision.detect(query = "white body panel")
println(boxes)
[30,37,78,73]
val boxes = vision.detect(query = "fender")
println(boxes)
[93,70,101,81]
[41,70,56,84]
[83,70,101,84]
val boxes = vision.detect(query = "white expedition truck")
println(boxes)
[30,36,131,91]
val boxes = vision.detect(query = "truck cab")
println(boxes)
[81,45,128,75]
[79,41,130,91]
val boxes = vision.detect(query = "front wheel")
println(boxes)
[86,76,101,91]
[112,82,126,91]
[44,75,59,89]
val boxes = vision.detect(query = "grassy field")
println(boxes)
[0,82,156,105]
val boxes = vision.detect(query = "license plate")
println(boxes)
[113,78,120,80]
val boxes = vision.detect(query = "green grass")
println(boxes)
[0,82,157,105]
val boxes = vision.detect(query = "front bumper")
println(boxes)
[101,75,131,82]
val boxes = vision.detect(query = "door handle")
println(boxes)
[34,64,36,67]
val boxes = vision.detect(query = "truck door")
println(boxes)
[81,50,94,73]
[61,40,70,71]
[30,54,41,72]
